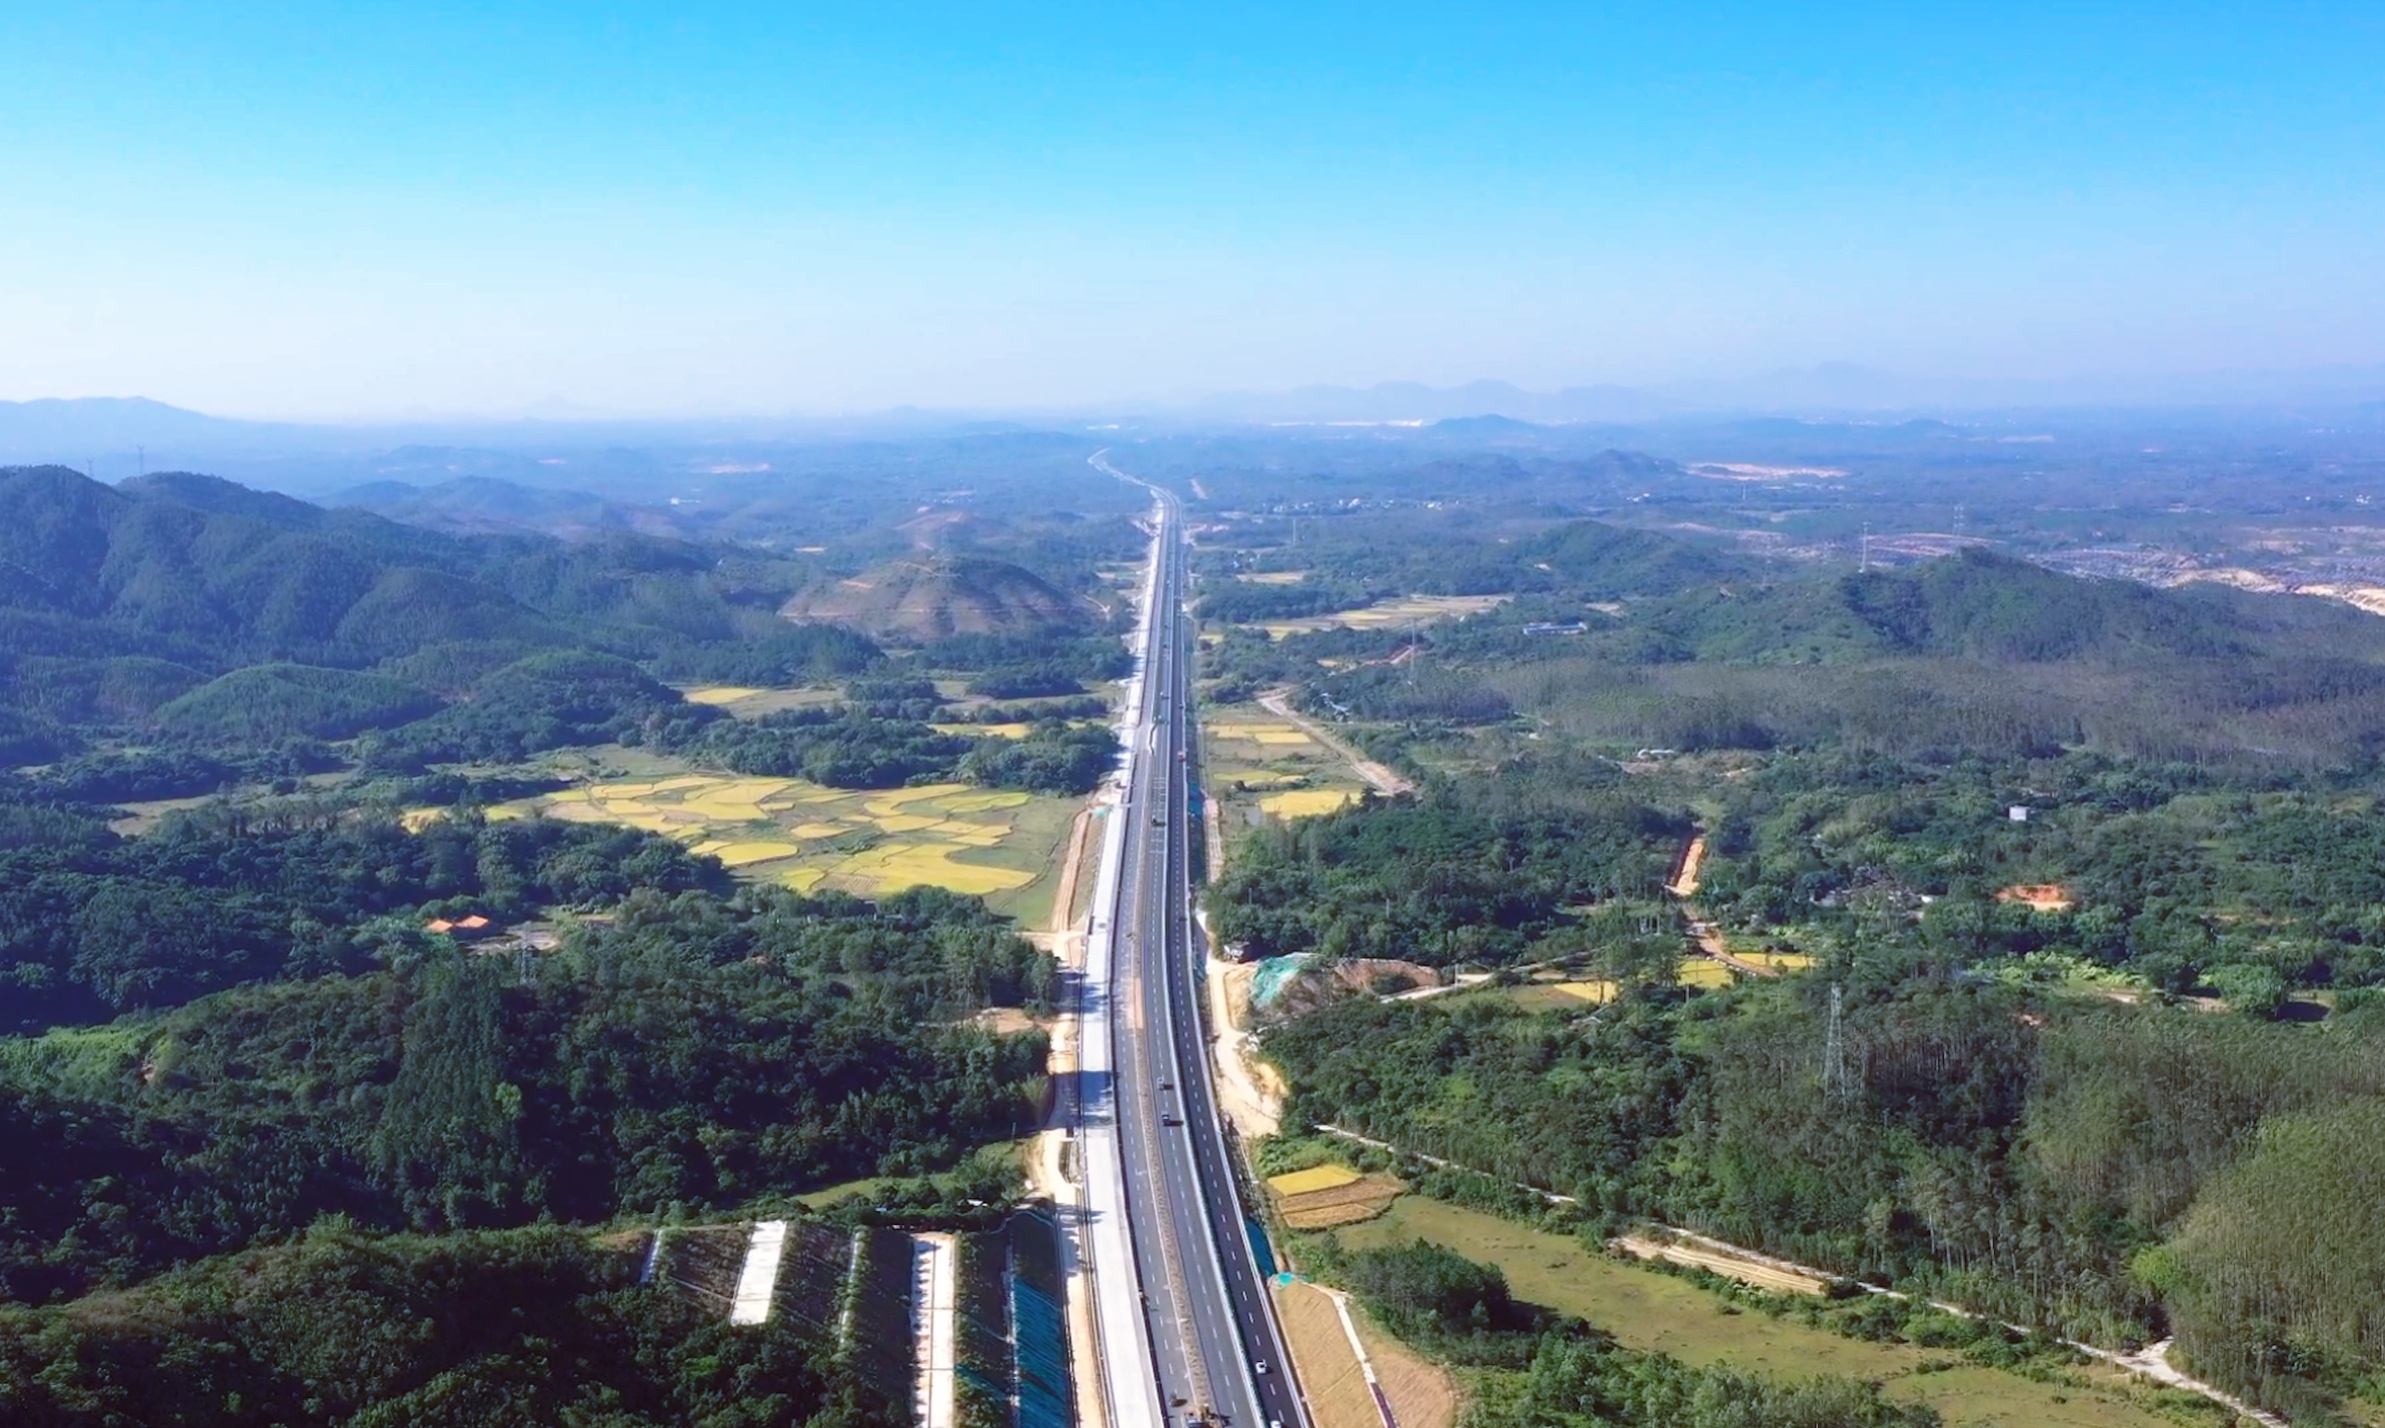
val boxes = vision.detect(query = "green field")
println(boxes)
[1331,1198,2196,1428]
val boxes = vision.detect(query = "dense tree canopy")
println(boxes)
[0,882,1050,1301]
[0,1223,871,1428]
[0,808,725,1030]
[1213,763,1686,965]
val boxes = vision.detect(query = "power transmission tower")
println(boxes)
[1823,983,1852,1104]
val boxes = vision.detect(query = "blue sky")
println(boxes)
[3,2,2380,417]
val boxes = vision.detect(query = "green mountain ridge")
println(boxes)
[0,466,876,769]
[0,465,812,676]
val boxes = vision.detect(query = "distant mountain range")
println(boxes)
[1182,364,2385,425]
[0,397,289,461]
[5,362,2383,491]
[1181,380,1675,425]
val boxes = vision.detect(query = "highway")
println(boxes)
[1096,458,1307,1428]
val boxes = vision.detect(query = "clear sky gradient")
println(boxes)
[4,2,2381,417]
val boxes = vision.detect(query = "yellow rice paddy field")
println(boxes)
[1267,1159,1407,1230]
[483,766,1079,919]
[677,686,853,719]
[676,684,845,719]
[682,685,765,706]
[1257,787,1359,818]
[929,721,1035,739]
[1256,593,1511,640]
[1268,1163,1363,1197]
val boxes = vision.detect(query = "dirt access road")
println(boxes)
[1666,829,1781,980]
[1258,689,1412,796]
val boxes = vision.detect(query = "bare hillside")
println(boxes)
[781,555,1091,642]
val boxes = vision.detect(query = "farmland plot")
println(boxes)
[1202,706,1368,828]
[488,764,1081,921]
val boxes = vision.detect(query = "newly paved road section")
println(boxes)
[1101,464,1307,1428]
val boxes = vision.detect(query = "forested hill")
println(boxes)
[1410,540,2385,678]
[1512,517,1737,600]
[1841,547,2270,661]
[0,464,813,675]
[0,465,893,768]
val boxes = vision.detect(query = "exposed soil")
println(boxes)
[1666,834,1708,898]
[783,554,1092,642]
[1997,882,2075,912]
[1266,958,1444,1018]
[1050,805,1096,939]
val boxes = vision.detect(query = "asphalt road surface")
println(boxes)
[1105,470,1307,1428]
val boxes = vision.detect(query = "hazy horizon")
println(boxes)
[6,4,2382,420]
[11,359,2385,438]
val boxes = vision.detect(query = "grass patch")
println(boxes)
[1328,1197,2182,1428]
[106,793,227,836]
[795,1139,1030,1211]
[1677,957,1738,989]
[0,1022,146,1099]
[1496,979,1621,1012]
